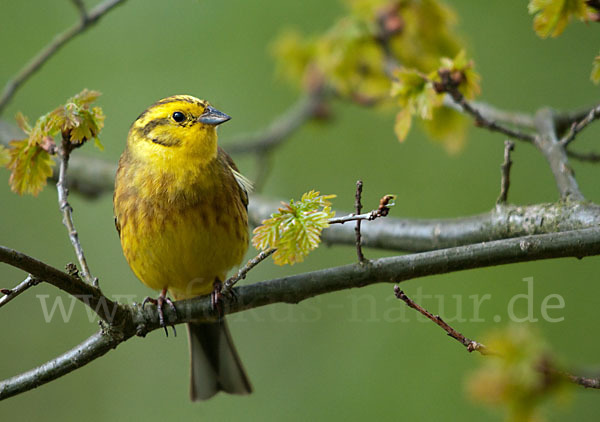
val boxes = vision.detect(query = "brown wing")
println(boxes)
[218,147,251,210]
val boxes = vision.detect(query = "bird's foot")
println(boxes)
[142,287,177,337]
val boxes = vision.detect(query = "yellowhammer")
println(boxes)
[113,95,252,400]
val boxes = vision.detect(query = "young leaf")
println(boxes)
[5,89,104,196]
[528,0,591,38]
[438,50,481,99]
[59,90,105,145]
[7,139,55,196]
[252,191,336,265]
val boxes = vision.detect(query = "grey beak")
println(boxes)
[198,105,231,125]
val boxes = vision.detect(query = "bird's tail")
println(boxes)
[187,320,252,401]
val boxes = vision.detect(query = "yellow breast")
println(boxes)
[114,149,249,299]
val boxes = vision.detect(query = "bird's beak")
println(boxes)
[198,105,231,125]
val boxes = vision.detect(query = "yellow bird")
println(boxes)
[113,95,252,400]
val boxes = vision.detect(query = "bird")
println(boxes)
[113,94,253,400]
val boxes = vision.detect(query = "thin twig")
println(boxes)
[566,373,600,389]
[394,286,600,389]
[0,0,126,114]
[534,109,584,201]
[560,104,600,147]
[225,89,326,155]
[329,194,394,225]
[354,180,366,263]
[393,286,492,354]
[434,70,536,143]
[56,139,95,286]
[71,0,89,23]
[497,140,515,204]
[222,248,276,292]
[0,275,39,308]
[567,149,600,163]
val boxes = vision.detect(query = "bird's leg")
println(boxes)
[210,279,225,320]
[142,287,177,337]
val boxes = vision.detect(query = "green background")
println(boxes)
[1,0,599,420]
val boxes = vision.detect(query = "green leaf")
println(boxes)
[391,68,439,118]
[60,91,105,145]
[6,89,104,196]
[591,52,600,84]
[7,139,55,196]
[528,0,590,38]
[252,190,336,265]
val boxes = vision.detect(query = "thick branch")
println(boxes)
[533,109,584,201]
[0,245,118,321]
[2,227,600,399]
[0,0,126,114]
[252,197,600,252]
[0,331,122,400]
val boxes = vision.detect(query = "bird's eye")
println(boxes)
[172,111,185,123]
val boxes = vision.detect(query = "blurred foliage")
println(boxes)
[391,50,479,149]
[252,190,336,265]
[5,89,104,195]
[528,0,600,84]
[467,325,572,422]
[272,0,474,151]
[528,0,591,38]
[591,52,600,83]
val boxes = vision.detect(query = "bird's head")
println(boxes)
[127,95,230,165]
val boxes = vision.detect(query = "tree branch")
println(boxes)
[497,140,515,204]
[394,287,492,355]
[533,109,584,201]
[354,180,366,263]
[3,227,600,400]
[0,330,122,400]
[394,286,600,389]
[0,275,39,308]
[567,148,600,163]
[57,139,95,285]
[557,103,600,146]
[436,71,536,143]
[224,89,325,155]
[253,197,600,252]
[0,245,118,322]
[0,0,127,115]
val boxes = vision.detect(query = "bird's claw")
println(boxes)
[142,288,177,337]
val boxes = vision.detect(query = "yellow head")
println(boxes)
[126,95,230,167]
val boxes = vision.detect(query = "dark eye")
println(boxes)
[172,111,185,123]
